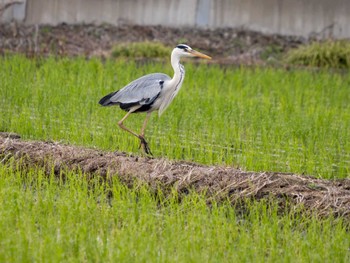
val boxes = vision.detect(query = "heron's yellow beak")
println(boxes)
[189,49,212,59]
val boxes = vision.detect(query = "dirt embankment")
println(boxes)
[0,23,305,64]
[1,132,349,220]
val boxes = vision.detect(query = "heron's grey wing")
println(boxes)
[110,73,171,106]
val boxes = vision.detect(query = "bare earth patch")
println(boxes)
[1,132,349,220]
[0,23,305,64]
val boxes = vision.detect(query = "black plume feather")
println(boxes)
[99,91,119,106]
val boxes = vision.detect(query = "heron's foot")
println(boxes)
[138,136,153,156]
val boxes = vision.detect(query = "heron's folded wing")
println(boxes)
[110,73,171,105]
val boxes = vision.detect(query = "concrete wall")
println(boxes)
[24,0,199,27]
[1,0,350,38]
[209,0,350,38]
[0,0,26,22]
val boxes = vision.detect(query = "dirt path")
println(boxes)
[1,132,349,220]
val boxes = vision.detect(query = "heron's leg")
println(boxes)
[139,112,152,155]
[117,110,152,155]
[117,111,140,138]
[140,112,152,137]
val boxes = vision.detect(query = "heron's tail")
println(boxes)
[99,91,118,106]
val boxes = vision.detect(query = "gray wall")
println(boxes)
[0,0,26,22]
[1,0,350,38]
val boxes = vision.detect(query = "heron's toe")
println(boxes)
[139,136,153,156]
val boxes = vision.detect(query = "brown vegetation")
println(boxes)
[1,132,349,220]
[0,23,304,64]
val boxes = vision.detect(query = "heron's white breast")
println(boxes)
[157,70,185,116]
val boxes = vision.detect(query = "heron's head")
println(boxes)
[173,44,211,60]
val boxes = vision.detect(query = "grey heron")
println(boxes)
[99,44,211,155]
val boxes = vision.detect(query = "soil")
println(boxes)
[0,22,305,64]
[1,132,350,221]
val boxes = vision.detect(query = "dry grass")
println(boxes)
[0,23,303,64]
[1,132,350,221]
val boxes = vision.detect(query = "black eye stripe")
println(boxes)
[176,44,189,50]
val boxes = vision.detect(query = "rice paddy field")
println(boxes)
[1,55,350,261]
[1,55,350,178]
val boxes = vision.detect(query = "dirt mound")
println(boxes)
[0,23,305,64]
[1,132,349,220]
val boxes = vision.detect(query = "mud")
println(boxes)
[0,23,305,64]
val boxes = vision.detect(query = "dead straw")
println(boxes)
[1,132,349,220]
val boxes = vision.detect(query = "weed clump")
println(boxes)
[111,42,172,59]
[284,40,350,68]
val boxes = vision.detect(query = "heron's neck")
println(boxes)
[157,52,185,116]
[170,53,185,86]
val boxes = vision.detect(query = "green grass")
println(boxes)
[0,55,349,261]
[0,164,349,262]
[0,55,350,178]
[285,40,350,68]
[111,42,172,59]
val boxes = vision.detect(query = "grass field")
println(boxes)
[0,55,350,261]
[1,55,349,178]
[0,165,349,262]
